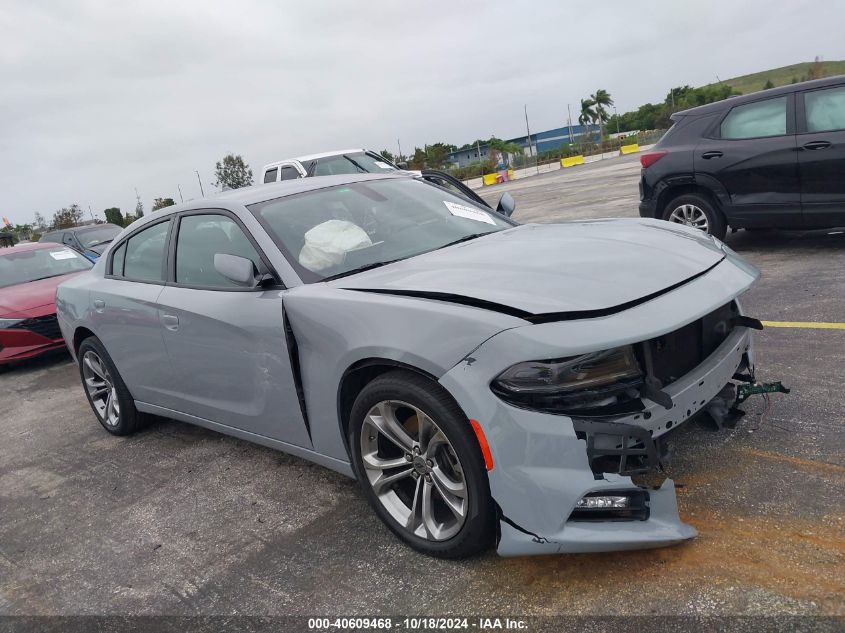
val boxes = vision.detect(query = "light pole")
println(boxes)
[195,170,205,197]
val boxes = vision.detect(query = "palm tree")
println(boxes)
[591,89,614,140]
[578,98,596,127]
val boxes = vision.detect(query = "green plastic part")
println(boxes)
[736,381,791,404]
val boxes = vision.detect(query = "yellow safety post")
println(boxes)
[561,155,585,168]
[620,143,640,155]
[482,174,498,186]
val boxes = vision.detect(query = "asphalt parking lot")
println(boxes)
[1,153,843,618]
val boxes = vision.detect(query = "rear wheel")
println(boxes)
[662,193,727,239]
[78,336,144,436]
[348,370,494,558]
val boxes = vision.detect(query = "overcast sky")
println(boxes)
[2,0,843,225]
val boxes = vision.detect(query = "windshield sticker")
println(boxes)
[374,161,394,169]
[443,201,496,225]
[50,249,77,260]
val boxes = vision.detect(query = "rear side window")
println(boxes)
[279,165,300,181]
[123,221,169,282]
[175,214,262,288]
[111,242,126,276]
[805,85,845,132]
[263,168,278,183]
[721,96,787,139]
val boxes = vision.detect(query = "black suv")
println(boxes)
[639,75,845,238]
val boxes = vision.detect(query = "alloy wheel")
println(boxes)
[81,350,120,427]
[360,400,468,541]
[668,203,710,232]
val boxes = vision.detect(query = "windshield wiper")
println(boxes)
[343,154,369,173]
[27,275,60,282]
[322,258,404,281]
[87,239,113,248]
[436,233,491,250]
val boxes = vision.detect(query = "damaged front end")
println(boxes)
[438,254,766,556]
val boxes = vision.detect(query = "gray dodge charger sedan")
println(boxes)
[56,173,760,558]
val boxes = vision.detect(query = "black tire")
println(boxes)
[77,336,144,436]
[661,193,727,240]
[348,370,494,559]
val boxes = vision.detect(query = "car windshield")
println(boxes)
[249,178,513,282]
[310,152,398,177]
[78,225,121,248]
[0,246,92,288]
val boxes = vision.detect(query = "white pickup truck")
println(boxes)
[261,149,515,216]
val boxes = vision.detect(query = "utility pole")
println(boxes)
[397,139,402,162]
[567,103,575,144]
[134,187,143,217]
[88,205,95,222]
[177,184,184,203]
[195,170,205,197]
[525,104,539,175]
[614,105,620,136]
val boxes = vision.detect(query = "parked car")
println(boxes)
[261,149,501,213]
[639,75,845,238]
[57,173,760,558]
[0,242,92,365]
[40,223,123,261]
[262,149,403,182]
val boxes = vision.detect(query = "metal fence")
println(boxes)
[445,129,666,182]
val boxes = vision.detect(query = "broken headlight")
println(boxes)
[491,346,645,414]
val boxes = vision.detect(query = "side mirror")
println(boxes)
[496,192,516,217]
[214,253,259,287]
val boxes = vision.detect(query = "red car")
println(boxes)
[0,241,92,365]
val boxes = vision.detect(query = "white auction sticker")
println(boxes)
[374,161,393,170]
[49,249,77,260]
[443,201,496,225]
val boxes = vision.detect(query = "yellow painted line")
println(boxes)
[762,320,845,330]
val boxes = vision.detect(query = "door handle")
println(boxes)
[161,313,179,331]
[93,299,105,312]
[701,151,723,159]
[801,140,831,151]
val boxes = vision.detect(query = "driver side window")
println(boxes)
[175,214,263,288]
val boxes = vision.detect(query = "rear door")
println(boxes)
[694,94,801,227]
[154,210,312,447]
[93,218,174,405]
[796,82,845,227]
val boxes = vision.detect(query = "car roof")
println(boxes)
[0,241,62,255]
[674,74,845,117]
[262,149,366,170]
[73,223,121,233]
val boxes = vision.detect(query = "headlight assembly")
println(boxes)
[491,346,645,415]
[0,318,24,329]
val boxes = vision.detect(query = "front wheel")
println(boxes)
[348,370,494,558]
[662,193,727,239]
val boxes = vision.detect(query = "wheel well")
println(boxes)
[336,359,440,456]
[72,327,95,354]
[657,184,724,221]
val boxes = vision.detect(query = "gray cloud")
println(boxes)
[1,0,842,224]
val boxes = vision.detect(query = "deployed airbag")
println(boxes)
[299,219,372,272]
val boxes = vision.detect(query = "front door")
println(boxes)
[155,211,311,448]
[695,94,801,228]
[797,83,845,228]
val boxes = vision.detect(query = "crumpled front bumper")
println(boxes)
[441,326,752,556]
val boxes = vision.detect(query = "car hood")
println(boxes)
[0,272,82,318]
[335,220,727,318]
